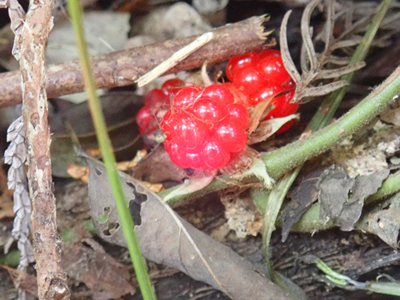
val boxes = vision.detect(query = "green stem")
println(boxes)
[259,0,394,234]
[162,65,400,204]
[263,65,400,179]
[66,1,156,299]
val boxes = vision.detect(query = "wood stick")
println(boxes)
[18,0,70,299]
[0,15,271,108]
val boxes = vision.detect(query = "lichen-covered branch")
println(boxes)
[16,0,70,299]
[0,15,270,108]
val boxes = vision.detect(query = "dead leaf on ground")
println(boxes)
[3,266,38,297]
[86,157,292,300]
[357,193,400,248]
[220,190,263,238]
[62,238,135,300]
[280,168,325,242]
[319,168,389,231]
[131,145,187,183]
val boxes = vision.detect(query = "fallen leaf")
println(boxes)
[117,149,148,171]
[319,168,389,231]
[380,100,400,126]
[280,168,325,242]
[3,266,38,297]
[86,157,292,300]
[62,238,135,300]
[357,193,400,248]
[131,145,187,182]
[67,164,89,183]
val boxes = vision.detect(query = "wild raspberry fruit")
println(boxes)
[226,49,299,133]
[226,52,259,82]
[200,138,230,169]
[137,78,186,147]
[162,78,185,92]
[167,111,209,151]
[144,88,168,107]
[173,86,202,109]
[232,66,264,95]
[211,120,247,153]
[202,84,235,107]
[161,84,250,170]
[136,105,156,134]
[191,99,224,124]
[224,103,250,128]
[162,78,185,100]
[257,53,291,85]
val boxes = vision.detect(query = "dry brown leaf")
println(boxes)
[62,238,135,300]
[3,265,38,297]
[86,157,293,300]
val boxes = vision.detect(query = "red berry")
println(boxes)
[212,120,247,153]
[160,110,173,133]
[200,139,230,169]
[136,105,154,134]
[265,90,298,119]
[202,84,234,107]
[144,88,168,107]
[173,86,202,109]
[162,78,185,101]
[257,55,291,85]
[165,140,190,168]
[185,152,204,169]
[233,66,264,95]
[224,103,249,128]
[222,83,251,106]
[168,111,208,151]
[162,78,185,91]
[191,99,223,124]
[250,84,283,106]
[226,52,259,82]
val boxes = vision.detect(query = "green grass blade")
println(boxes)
[66,1,156,299]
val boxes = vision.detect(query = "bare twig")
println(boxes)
[0,15,271,108]
[13,0,70,299]
[136,32,214,87]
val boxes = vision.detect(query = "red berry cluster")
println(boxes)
[136,49,298,171]
[226,49,298,132]
[161,84,249,169]
[135,78,185,136]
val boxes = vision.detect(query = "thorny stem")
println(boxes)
[162,66,400,204]
[262,66,400,179]
[258,0,394,238]
[67,1,156,299]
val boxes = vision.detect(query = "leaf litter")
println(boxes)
[86,157,293,300]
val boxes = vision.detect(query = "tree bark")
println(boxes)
[18,0,70,299]
[0,15,271,107]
